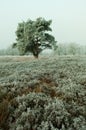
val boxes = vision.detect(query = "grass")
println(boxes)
[0,55,86,130]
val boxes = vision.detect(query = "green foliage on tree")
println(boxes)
[13,17,57,58]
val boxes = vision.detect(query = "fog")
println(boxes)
[0,0,86,49]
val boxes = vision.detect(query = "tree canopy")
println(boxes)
[13,17,57,58]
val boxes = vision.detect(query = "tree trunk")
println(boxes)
[34,55,38,58]
[33,45,39,58]
[33,51,39,58]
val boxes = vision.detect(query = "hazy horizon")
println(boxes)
[0,0,86,49]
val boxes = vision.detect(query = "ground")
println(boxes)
[0,55,86,130]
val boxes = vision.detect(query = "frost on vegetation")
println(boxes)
[0,56,86,130]
[9,93,71,130]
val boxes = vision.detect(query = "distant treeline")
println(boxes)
[55,43,86,55]
[0,43,86,56]
[0,47,19,56]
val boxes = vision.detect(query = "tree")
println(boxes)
[12,17,57,58]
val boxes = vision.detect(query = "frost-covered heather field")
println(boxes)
[0,55,86,130]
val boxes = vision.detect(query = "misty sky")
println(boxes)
[0,0,86,49]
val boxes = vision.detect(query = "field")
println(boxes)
[0,55,86,130]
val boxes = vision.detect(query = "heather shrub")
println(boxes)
[0,56,86,130]
[9,93,71,130]
[0,100,9,130]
